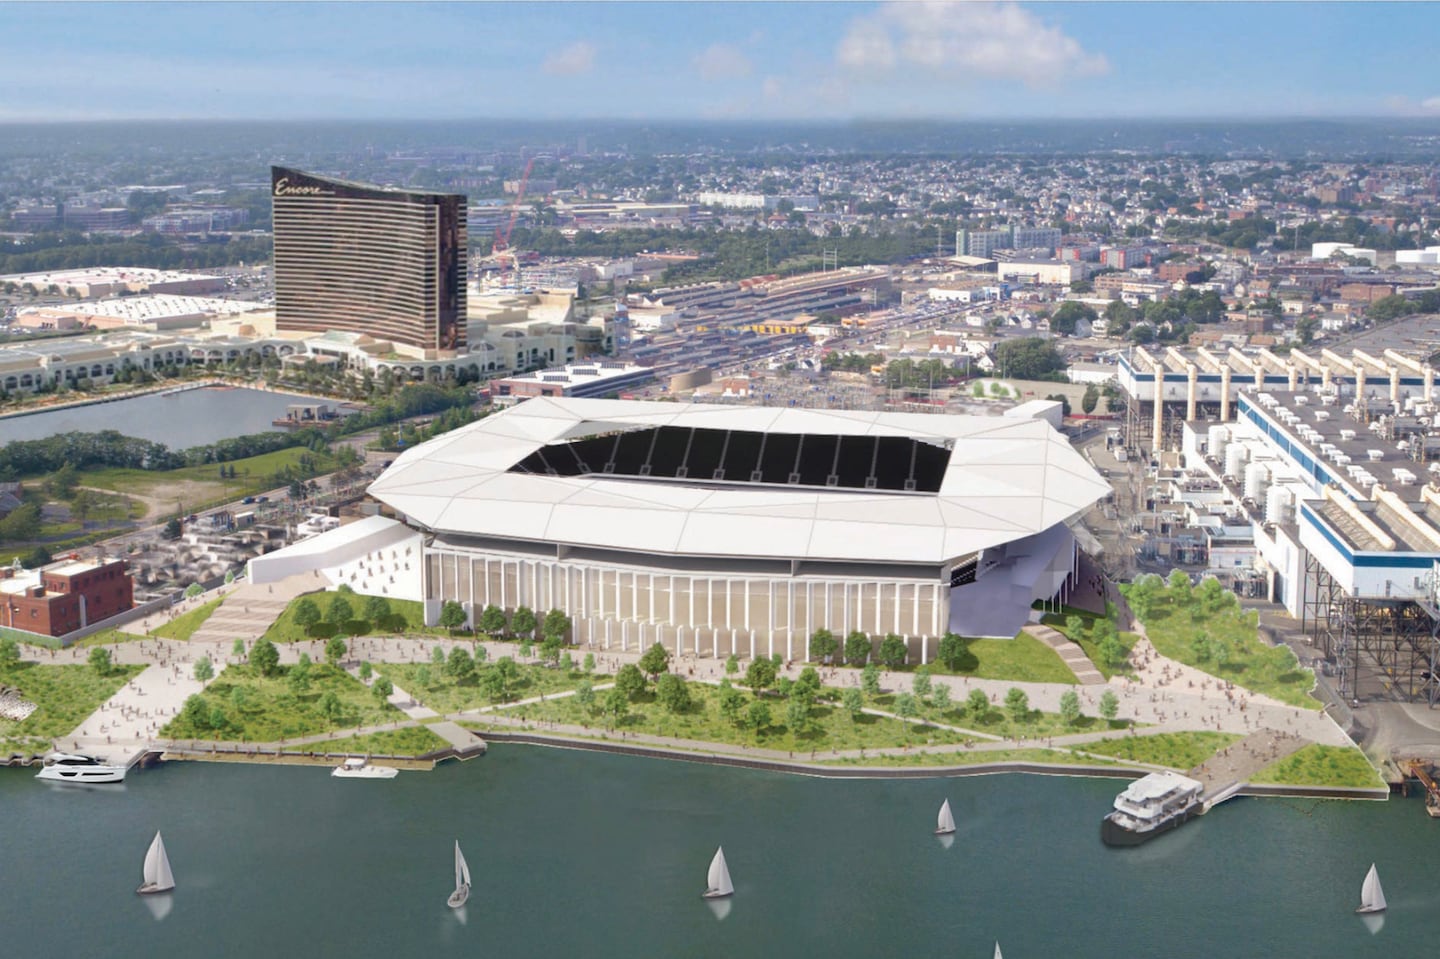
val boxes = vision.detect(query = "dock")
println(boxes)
[1189,729,1309,812]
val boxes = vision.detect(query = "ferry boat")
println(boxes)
[1101,771,1205,846]
[34,752,128,785]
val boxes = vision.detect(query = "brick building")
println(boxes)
[0,558,134,638]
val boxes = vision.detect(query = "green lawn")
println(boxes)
[381,660,606,713]
[83,446,339,499]
[282,725,449,757]
[69,628,148,648]
[0,661,144,752]
[816,747,1118,768]
[1078,731,1242,770]
[1121,580,1319,709]
[1250,744,1386,789]
[160,663,402,742]
[842,633,1076,684]
[479,681,979,754]
[260,592,447,643]
[154,596,225,641]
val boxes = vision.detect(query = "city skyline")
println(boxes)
[2,1,1438,123]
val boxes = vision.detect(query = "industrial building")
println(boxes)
[0,558,134,638]
[365,398,1110,661]
[271,166,467,358]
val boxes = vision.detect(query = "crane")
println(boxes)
[493,157,536,255]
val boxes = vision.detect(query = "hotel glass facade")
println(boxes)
[271,166,467,356]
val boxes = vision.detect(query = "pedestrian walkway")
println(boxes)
[63,660,222,766]
[1189,728,1309,800]
[1022,623,1106,684]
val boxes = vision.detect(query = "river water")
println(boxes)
[0,747,1433,958]
[0,386,332,448]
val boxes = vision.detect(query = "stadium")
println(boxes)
[365,398,1110,663]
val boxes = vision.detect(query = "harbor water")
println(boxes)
[1,746,1433,958]
[0,386,333,448]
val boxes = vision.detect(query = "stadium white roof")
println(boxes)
[367,397,1109,565]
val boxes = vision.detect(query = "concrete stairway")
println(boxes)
[1022,624,1107,685]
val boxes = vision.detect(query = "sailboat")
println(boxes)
[1355,863,1387,914]
[137,831,175,895]
[702,846,733,900]
[994,942,1003,959]
[935,799,956,836]
[447,840,471,908]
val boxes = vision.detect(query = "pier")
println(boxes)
[1189,728,1309,812]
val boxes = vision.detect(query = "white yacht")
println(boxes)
[1101,771,1205,846]
[331,757,399,780]
[35,752,127,785]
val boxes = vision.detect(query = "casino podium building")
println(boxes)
[271,166,467,357]
[367,399,1110,662]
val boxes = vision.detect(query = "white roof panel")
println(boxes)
[368,398,1110,564]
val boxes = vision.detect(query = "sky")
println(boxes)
[2,1,1439,122]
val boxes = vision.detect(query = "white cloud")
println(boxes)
[693,43,753,81]
[1422,96,1440,113]
[837,1,1109,88]
[542,41,596,77]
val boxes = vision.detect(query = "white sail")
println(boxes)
[937,799,956,834]
[455,841,471,889]
[707,847,733,897]
[994,942,1003,959]
[1359,863,1386,912]
[143,831,175,892]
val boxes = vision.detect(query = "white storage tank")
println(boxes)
[1224,443,1249,480]
[1208,425,1229,462]
[1265,485,1293,525]
[1244,460,1270,500]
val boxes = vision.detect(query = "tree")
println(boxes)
[656,672,691,713]
[966,687,990,717]
[510,605,537,640]
[574,680,596,713]
[809,628,838,663]
[414,664,432,689]
[372,676,393,703]
[615,663,647,701]
[911,666,932,701]
[1166,568,1192,600]
[88,646,112,676]
[785,694,812,735]
[842,687,864,721]
[1004,687,1030,723]
[431,645,447,666]
[439,600,468,635]
[602,686,629,726]
[446,647,476,684]
[249,638,280,677]
[582,652,595,674]
[879,634,908,669]
[746,699,771,736]
[163,517,183,540]
[542,608,572,642]
[559,651,573,672]
[363,594,390,627]
[319,691,345,724]
[743,656,777,693]
[293,597,322,634]
[1059,689,1082,726]
[937,632,968,671]
[540,636,563,667]
[288,665,311,696]
[993,337,1067,380]
[1193,631,1213,663]
[358,660,373,682]
[724,653,739,676]
[1081,383,1100,414]
[894,692,918,736]
[861,663,880,696]
[0,636,19,666]
[794,665,821,701]
[325,636,348,666]
[232,638,247,659]
[184,583,204,600]
[479,604,507,638]
[1051,301,1096,336]
[630,643,668,682]
[1098,632,1127,671]
[844,630,871,666]
[328,595,354,627]
[1099,690,1120,723]
[931,682,951,714]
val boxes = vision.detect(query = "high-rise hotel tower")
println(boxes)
[271,167,467,357]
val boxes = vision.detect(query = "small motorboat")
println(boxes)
[331,757,398,779]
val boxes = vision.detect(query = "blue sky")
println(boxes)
[1,1,1437,121]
